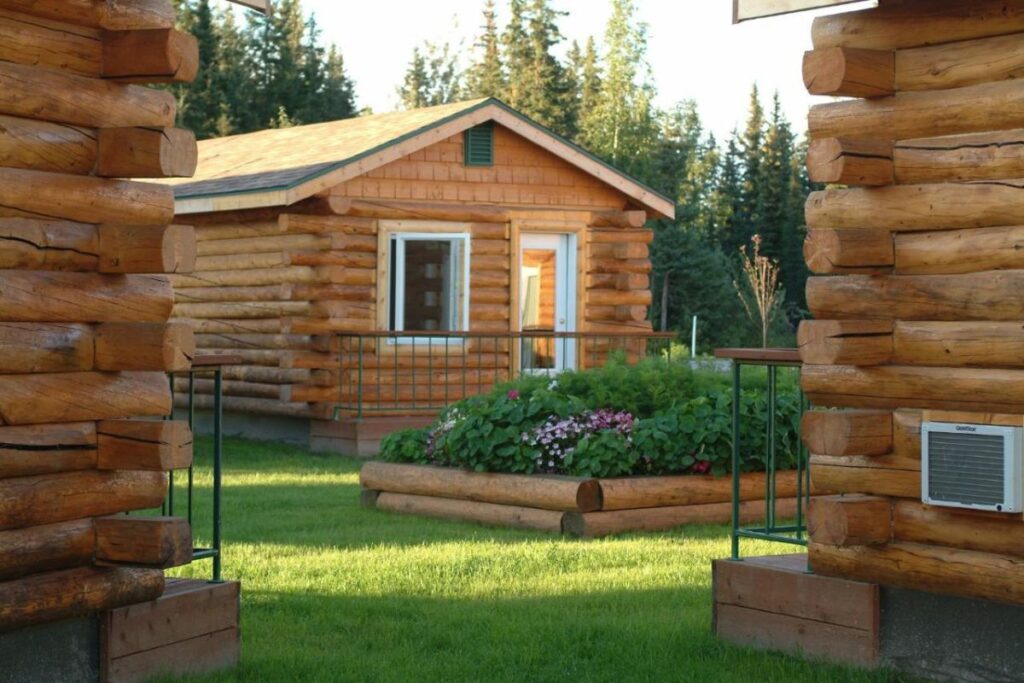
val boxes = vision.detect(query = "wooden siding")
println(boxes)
[332,125,628,211]
[802,2,1024,605]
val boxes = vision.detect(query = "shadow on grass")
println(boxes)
[160,585,913,683]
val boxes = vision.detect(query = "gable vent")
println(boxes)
[464,122,494,166]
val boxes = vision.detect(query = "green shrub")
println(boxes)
[377,358,802,478]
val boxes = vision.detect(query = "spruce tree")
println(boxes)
[577,0,657,180]
[320,46,357,121]
[399,48,431,109]
[466,0,505,99]
[502,0,532,111]
[175,0,223,139]
[398,41,462,109]
[519,0,573,135]
[215,7,251,135]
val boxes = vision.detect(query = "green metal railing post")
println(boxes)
[731,360,742,560]
[211,366,223,582]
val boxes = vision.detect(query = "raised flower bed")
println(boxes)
[360,461,801,538]
[361,358,806,537]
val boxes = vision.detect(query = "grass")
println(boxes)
[165,437,914,683]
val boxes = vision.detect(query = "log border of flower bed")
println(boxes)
[359,461,802,538]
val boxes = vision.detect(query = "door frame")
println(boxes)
[510,219,587,374]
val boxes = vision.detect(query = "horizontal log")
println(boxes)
[360,461,601,512]
[0,469,166,531]
[373,491,564,533]
[0,168,174,225]
[590,242,648,260]
[282,384,336,403]
[470,239,508,256]
[195,232,326,256]
[803,228,893,275]
[0,422,97,478]
[195,221,283,241]
[893,321,1024,368]
[588,229,652,244]
[806,272,1024,321]
[896,32,1024,93]
[808,494,892,547]
[94,516,191,568]
[894,129,1024,184]
[0,218,99,271]
[173,301,309,320]
[597,471,800,511]
[193,332,312,350]
[893,499,1024,560]
[96,419,191,471]
[801,409,893,457]
[806,180,1024,232]
[98,224,195,274]
[94,322,193,372]
[277,213,378,236]
[587,289,652,306]
[0,566,164,633]
[563,498,800,538]
[193,252,285,271]
[170,266,320,288]
[589,210,647,228]
[286,251,376,269]
[329,196,510,222]
[811,0,1024,51]
[178,318,283,335]
[586,273,650,291]
[808,80,1024,142]
[803,364,1024,413]
[309,301,373,320]
[3,1,176,31]
[811,458,920,498]
[178,377,279,400]
[803,47,894,98]
[797,320,893,366]
[220,366,310,384]
[588,305,648,323]
[96,127,197,178]
[589,258,651,275]
[0,272,172,323]
[0,371,170,425]
[176,393,324,419]
[0,61,175,128]
[809,541,1024,606]
[195,348,279,366]
[894,224,1024,275]
[0,322,93,374]
[0,9,100,77]
[0,519,94,582]
[0,114,96,175]
[101,28,198,83]
[806,138,894,187]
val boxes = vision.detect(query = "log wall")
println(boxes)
[172,127,654,419]
[801,0,1024,605]
[0,0,199,632]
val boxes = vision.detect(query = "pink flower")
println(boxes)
[692,460,712,475]
[507,390,519,400]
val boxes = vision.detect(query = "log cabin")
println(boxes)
[158,98,675,454]
[717,0,1024,675]
[0,0,266,675]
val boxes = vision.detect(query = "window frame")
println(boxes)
[380,225,471,346]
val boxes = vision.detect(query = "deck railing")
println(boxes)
[167,354,238,582]
[714,348,809,559]
[335,330,679,418]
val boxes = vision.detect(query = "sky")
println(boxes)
[227,1,875,139]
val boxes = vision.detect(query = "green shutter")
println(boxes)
[463,122,494,167]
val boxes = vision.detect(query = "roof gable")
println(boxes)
[166,99,674,218]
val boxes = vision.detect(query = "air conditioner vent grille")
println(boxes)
[927,432,1005,507]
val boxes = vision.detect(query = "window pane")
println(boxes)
[400,239,464,331]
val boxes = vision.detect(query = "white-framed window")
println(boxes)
[387,232,470,341]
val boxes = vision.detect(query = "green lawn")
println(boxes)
[166,437,912,683]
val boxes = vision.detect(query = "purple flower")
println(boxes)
[507,389,520,400]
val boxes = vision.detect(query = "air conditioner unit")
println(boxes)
[922,422,1023,513]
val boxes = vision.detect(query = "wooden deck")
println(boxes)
[101,578,240,683]
[713,554,879,667]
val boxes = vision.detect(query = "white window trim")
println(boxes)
[388,231,471,345]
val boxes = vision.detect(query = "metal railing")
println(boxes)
[714,348,809,559]
[335,330,680,418]
[166,355,237,582]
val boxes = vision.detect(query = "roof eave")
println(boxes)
[733,0,876,23]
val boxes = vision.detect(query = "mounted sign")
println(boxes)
[733,0,876,23]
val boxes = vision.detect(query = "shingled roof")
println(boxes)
[163,98,675,218]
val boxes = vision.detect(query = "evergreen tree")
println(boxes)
[398,41,463,109]
[502,0,532,111]
[734,84,765,247]
[578,0,657,180]
[519,0,573,135]
[466,0,505,99]
[215,7,250,135]
[320,46,357,121]
[175,0,223,139]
